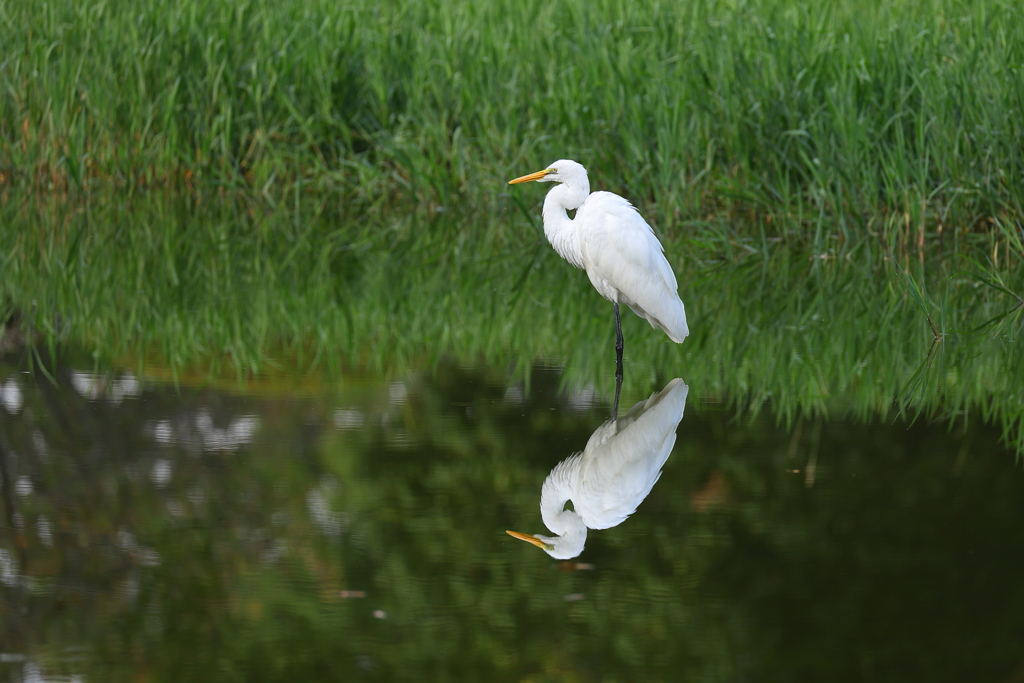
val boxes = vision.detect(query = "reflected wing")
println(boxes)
[574,380,688,529]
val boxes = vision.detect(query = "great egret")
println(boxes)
[508,160,688,371]
[506,378,689,559]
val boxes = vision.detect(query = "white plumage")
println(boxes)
[509,159,688,347]
[506,378,689,559]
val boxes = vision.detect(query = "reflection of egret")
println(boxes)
[508,160,688,373]
[507,378,688,559]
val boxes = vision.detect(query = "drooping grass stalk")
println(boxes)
[3,0,1024,245]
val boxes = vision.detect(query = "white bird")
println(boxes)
[506,378,689,559]
[508,160,688,368]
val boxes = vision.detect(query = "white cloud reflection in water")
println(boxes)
[0,378,23,413]
[0,548,17,587]
[70,372,141,404]
[333,408,365,430]
[150,412,261,452]
[306,478,347,538]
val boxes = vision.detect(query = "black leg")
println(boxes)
[612,361,623,420]
[613,302,624,420]
[614,302,624,367]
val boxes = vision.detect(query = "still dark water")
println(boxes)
[1,358,1023,682]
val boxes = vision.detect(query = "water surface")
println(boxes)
[1,358,1022,682]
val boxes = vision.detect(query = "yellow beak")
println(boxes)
[508,169,553,184]
[506,530,552,550]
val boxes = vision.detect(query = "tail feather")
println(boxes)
[628,299,688,343]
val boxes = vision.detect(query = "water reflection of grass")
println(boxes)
[4,0,1024,243]
[2,362,1023,681]
[2,193,1022,452]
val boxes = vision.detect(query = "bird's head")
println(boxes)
[505,529,586,560]
[508,159,588,187]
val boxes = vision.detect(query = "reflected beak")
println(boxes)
[508,169,553,184]
[506,530,552,550]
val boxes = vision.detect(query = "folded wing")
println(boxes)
[577,192,688,342]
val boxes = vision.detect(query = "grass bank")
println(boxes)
[2,193,1023,452]
[3,0,1024,245]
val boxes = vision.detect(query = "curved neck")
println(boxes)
[542,183,589,268]
[538,453,588,559]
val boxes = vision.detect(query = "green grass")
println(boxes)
[2,192,1023,452]
[3,0,1024,246]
